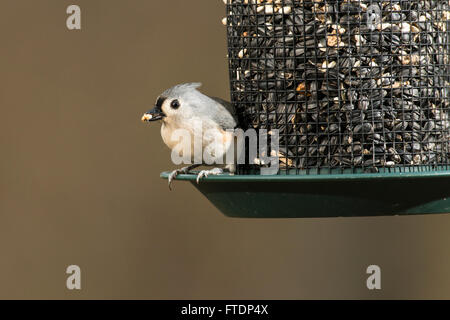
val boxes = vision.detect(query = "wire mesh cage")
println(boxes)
[226,0,450,175]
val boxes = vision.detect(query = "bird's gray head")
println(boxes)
[141,83,220,125]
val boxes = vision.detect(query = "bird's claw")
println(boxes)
[196,168,224,184]
[168,168,188,190]
[168,170,179,191]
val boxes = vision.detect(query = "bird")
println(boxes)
[141,83,238,189]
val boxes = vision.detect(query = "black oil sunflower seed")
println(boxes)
[226,0,450,172]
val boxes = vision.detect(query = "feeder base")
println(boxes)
[160,171,450,218]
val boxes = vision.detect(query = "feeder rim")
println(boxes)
[161,170,450,182]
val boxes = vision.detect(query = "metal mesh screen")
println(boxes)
[226,0,450,174]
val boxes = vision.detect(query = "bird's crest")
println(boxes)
[162,83,202,97]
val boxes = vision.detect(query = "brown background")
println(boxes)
[0,0,449,299]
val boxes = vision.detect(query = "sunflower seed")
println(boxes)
[226,0,450,171]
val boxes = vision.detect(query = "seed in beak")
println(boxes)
[141,114,153,122]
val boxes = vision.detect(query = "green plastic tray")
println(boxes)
[161,171,450,218]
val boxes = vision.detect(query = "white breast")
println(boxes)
[160,117,234,164]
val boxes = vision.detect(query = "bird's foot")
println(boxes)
[168,166,197,190]
[196,168,224,184]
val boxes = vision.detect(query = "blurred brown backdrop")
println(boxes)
[0,0,449,299]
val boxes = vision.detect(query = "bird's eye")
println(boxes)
[170,99,180,109]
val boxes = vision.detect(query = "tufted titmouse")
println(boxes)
[142,83,238,189]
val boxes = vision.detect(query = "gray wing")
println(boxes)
[209,96,238,129]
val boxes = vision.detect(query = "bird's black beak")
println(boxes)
[141,107,165,122]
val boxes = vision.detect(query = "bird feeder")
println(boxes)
[162,0,450,218]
